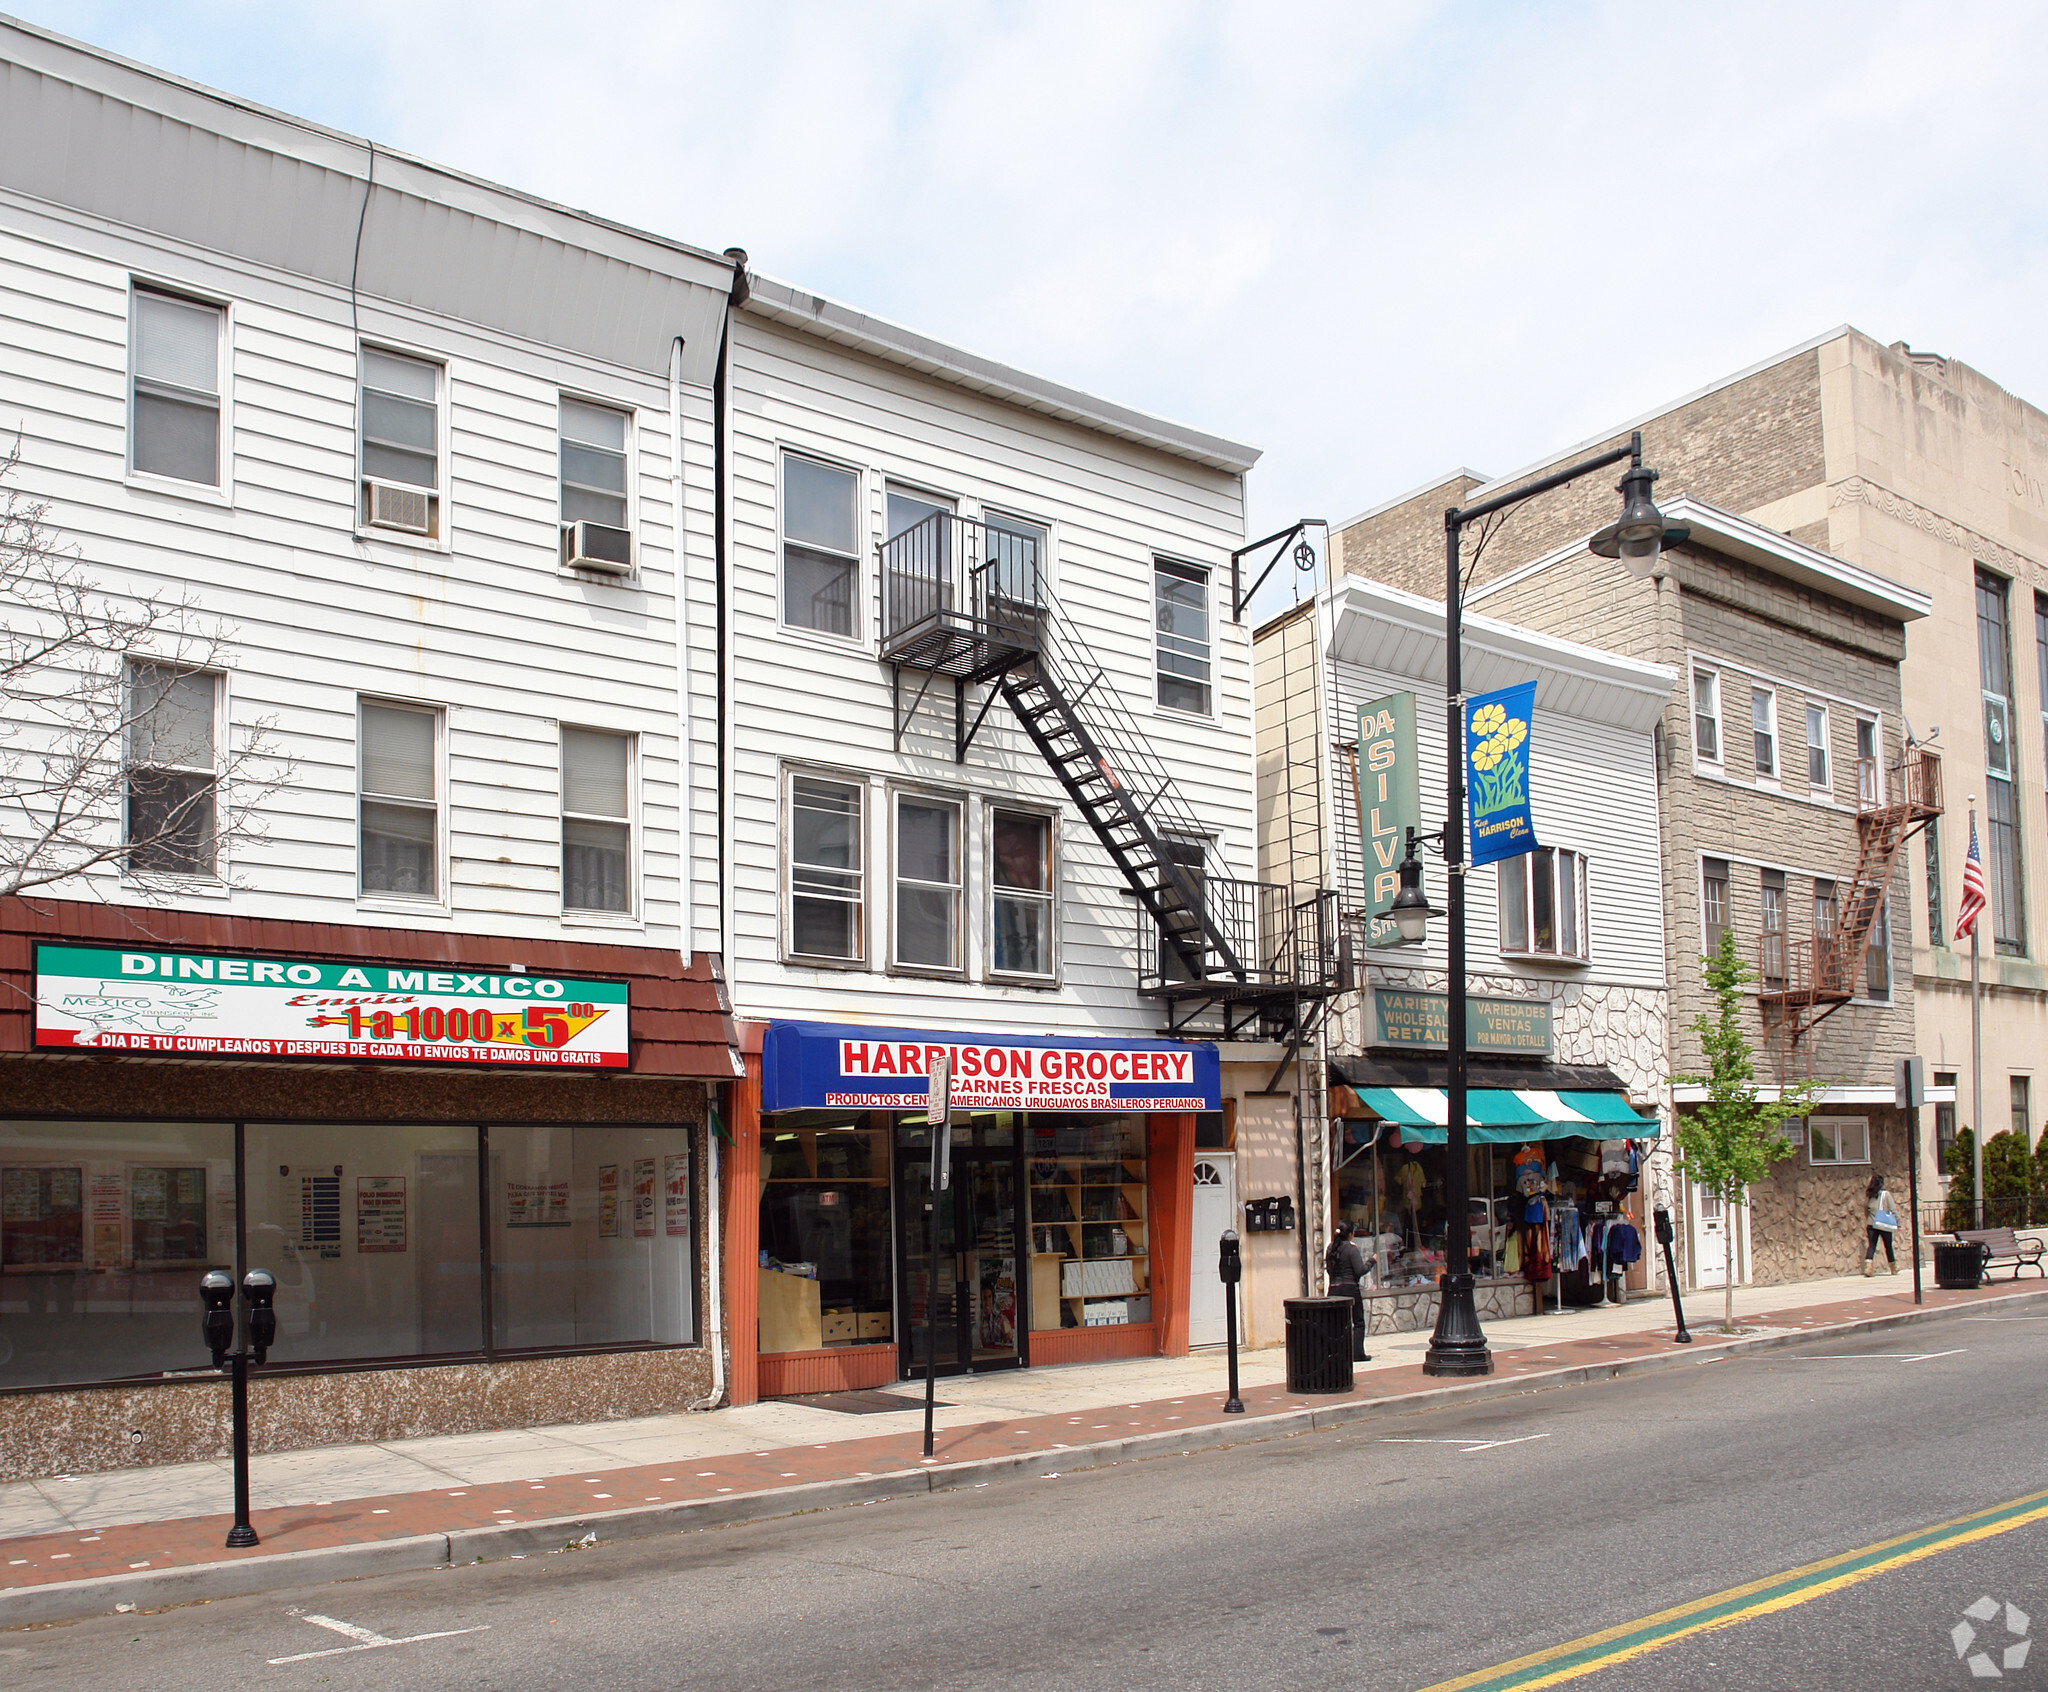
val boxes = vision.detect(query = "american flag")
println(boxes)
[1954,818,1987,942]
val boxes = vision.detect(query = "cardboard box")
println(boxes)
[821,1312,857,1344]
[857,1311,892,1339]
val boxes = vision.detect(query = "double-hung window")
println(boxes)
[1760,868,1787,988]
[989,809,1055,980]
[130,289,223,486]
[1813,878,1837,940]
[1805,704,1829,791]
[782,454,861,637]
[894,793,963,972]
[560,399,631,571]
[1977,568,2026,955]
[1751,687,1777,780]
[1692,667,1722,763]
[1865,896,1891,998]
[1856,718,1879,806]
[125,663,219,876]
[1935,1072,1958,1155]
[562,728,633,915]
[1701,857,1730,959]
[359,701,440,900]
[787,774,864,962]
[359,349,442,537]
[1155,559,1212,715]
[2013,1076,2032,1142]
[1497,847,1590,961]
[884,485,953,639]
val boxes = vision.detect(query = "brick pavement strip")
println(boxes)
[3,1281,2040,1629]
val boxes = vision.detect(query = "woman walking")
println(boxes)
[1864,1171,1899,1275]
[1326,1222,1372,1361]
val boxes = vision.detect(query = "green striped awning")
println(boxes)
[1354,1086,1654,1144]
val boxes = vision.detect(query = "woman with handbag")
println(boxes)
[1864,1172,1900,1275]
[1325,1223,1373,1362]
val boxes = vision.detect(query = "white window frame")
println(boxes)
[558,395,635,576]
[985,802,1059,985]
[127,283,229,499]
[1153,556,1215,719]
[1700,856,1731,959]
[981,506,1055,600]
[890,786,965,977]
[1691,665,1722,765]
[559,725,638,923]
[1856,715,1880,806]
[781,766,868,969]
[356,698,446,909]
[1751,686,1778,782]
[1806,1117,1871,1166]
[1805,702,1830,792]
[1496,846,1591,962]
[123,662,225,883]
[779,449,866,644]
[356,343,449,546]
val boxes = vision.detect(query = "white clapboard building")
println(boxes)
[1254,578,1675,1337]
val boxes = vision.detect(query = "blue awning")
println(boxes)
[760,1021,1221,1114]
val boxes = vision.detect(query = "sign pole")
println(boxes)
[1898,1056,1925,1306]
[922,1055,951,1461]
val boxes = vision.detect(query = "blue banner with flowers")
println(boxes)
[1466,681,1539,866]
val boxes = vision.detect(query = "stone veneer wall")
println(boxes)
[1745,1107,1912,1286]
[1364,1276,1536,1335]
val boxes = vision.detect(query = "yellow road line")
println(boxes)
[1415,1486,2048,1692]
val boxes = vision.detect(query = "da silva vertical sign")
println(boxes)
[1354,692,1420,947]
[1466,681,1539,866]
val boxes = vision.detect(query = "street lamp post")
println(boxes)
[1390,432,1682,1379]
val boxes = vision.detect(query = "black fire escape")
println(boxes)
[881,513,1342,1050]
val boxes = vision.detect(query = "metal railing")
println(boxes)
[1138,880,1339,993]
[880,513,1045,654]
[1920,1195,2048,1234]
[1864,746,1942,817]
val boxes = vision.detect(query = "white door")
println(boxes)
[1690,1184,1728,1289]
[1188,1156,1236,1346]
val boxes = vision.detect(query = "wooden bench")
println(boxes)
[1953,1228,2047,1281]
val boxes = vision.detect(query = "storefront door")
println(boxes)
[897,1141,1023,1378]
[1691,1184,1729,1288]
[1187,1155,1235,1346]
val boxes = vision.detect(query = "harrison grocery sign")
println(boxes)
[33,944,629,1068]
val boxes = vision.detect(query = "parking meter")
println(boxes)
[243,1269,278,1365]
[1651,1205,1691,1343]
[1653,1205,1674,1247]
[200,1269,235,1367]
[1218,1228,1245,1413]
[1218,1228,1242,1286]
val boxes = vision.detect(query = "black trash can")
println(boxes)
[1934,1241,1986,1290]
[1284,1297,1355,1393]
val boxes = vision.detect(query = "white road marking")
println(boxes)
[1379,1433,1554,1454]
[1788,1349,1968,1362]
[267,1612,490,1665]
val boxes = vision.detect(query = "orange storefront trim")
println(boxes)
[757,1345,899,1397]
[723,1058,763,1406]
[1028,1321,1159,1368]
[1146,1112,1195,1357]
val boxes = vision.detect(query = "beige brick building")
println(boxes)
[1328,326,2048,1283]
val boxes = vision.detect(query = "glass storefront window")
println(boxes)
[758,1113,892,1351]
[1026,1114,1149,1329]
[1,1120,234,1389]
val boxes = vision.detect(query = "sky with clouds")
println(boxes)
[20,0,2048,620]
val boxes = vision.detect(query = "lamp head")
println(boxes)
[1388,829,1442,942]
[1590,461,1688,578]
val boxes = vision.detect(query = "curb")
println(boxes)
[8,1284,2042,1629]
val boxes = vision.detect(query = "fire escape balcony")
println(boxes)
[1138,881,1345,1040]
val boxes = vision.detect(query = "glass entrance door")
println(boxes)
[896,1130,1022,1377]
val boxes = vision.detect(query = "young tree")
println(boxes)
[1,445,292,903]
[1672,929,1820,1333]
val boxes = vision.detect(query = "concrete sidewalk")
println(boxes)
[4,1269,2041,1626]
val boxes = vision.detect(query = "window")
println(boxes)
[1813,878,1836,940]
[359,348,441,536]
[1497,847,1590,961]
[1856,718,1879,806]
[1865,897,1890,999]
[359,701,439,899]
[883,485,955,637]
[894,793,962,971]
[1807,1117,1870,1165]
[1701,857,1730,958]
[1029,1115,1151,1330]
[1935,1072,1958,1157]
[1977,568,2026,955]
[984,511,1047,608]
[562,728,633,915]
[130,289,222,485]
[2038,594,2048,817]
[125,663,218,876]
[787,774,864,963]
[989,809,1055,979]
[2013,1076,2032,1144]
[1155,559,1212,714]
[560,398,630,565]
[1751,687,1777,779]
[1926,821,1946,949]
[1158,833,1210,982]
[757,1117,892,1352]
[1760,868,1786,988]
[782,453,861,636]
[1806,704,1829,790]
[1692,668,1722,763]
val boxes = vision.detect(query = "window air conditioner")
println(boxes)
[364,478,432,536]
[565,520,633,575]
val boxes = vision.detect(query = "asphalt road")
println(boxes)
[8,1306,2046,1692]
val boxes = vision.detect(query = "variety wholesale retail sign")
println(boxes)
[1373,988,1553,1055]
[761,1021,1221,1112]
[32,944,628,1068]
[1465,680,1540,867]
[1354,691,1421,949]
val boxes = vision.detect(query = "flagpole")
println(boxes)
[1969,799,1983,1232]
